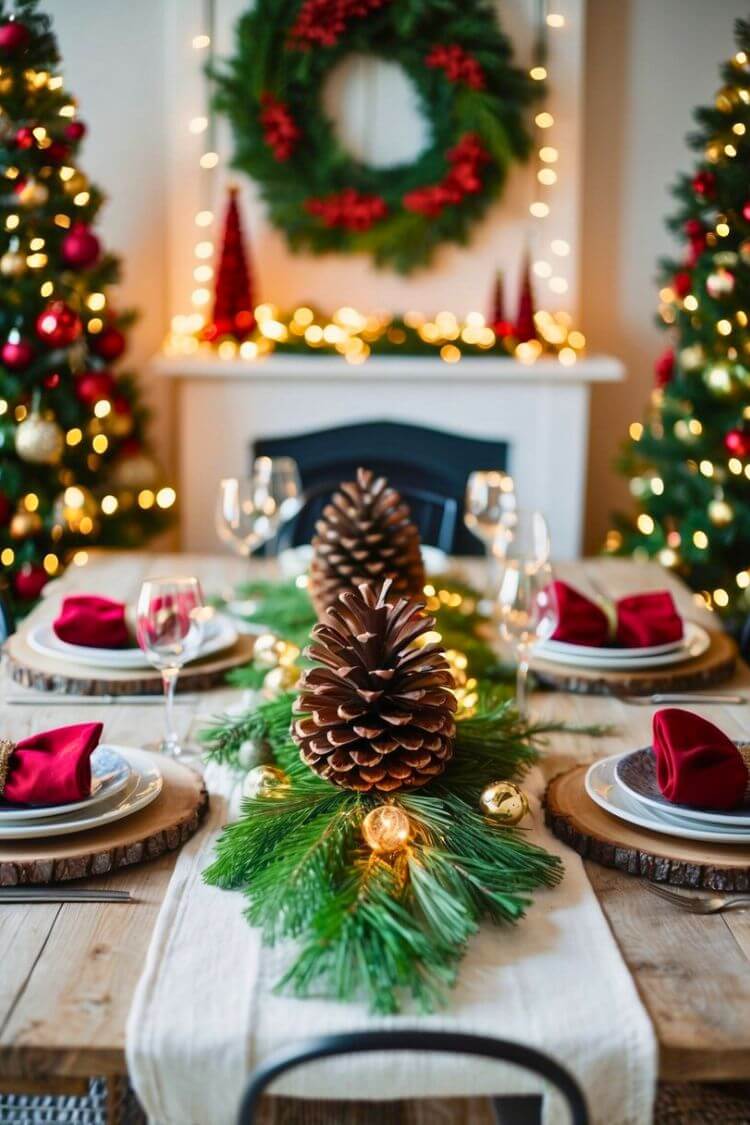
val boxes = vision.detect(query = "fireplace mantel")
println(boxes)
[154,353,623,558]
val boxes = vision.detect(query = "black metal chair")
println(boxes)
[253,419,509,555]
[236,1029,589,1125]
[276,477,458,554]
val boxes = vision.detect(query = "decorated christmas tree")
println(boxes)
[611,18,750,623]
[0,0,172,610]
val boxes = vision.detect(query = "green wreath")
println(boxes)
[213,0,540,274]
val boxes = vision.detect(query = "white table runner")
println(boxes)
[126,761,656,1125]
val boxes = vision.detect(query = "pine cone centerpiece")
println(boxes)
[291,579,457,792]
[308,468,425,619]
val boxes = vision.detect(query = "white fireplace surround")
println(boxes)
[154,354,622,559]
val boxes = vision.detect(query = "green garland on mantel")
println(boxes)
[202,576,603,1012]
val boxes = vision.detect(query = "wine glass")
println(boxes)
[136,576,207,757]
[496,561,558,720]
[494,508,551,571]
[464,470,517,602]
[216,457,303,562]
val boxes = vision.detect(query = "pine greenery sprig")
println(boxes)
[203,685,575,1012]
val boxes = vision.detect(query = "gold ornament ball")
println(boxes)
[253,631,300,668]
[109,452,159,491]
[10,509,42,539]
[362,805,410,853]
[479,780,530,826]
[242,764,290,800]
[263,663,299,698]
[0,75,13,95]
[708,498,734,526]
[15,412,64,465]
[0,250,25,277]
[63,171,88,196]
[16,179,49,207]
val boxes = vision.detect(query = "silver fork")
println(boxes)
[643,881,750,914]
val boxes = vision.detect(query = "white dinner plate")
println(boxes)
[534,622,710,671]
[0,747,162,840]
[0,746,131,822]
[615,746,750,828]
[585,754,750,844]
[539,634,685,661]
[27,613,238,670]
[276,543,448,580]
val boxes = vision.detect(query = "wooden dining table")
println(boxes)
[1,551,750,1115]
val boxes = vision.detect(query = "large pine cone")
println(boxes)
[291,579,457,793]
[308,467,426,619]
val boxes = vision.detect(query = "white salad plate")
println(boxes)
[535,622,710,671]
[0,747,162,840]
[0,746,131,822]
[538,634,685,661]
[585,753,750,844]
[615,746,750,828]
[27,613,238,670]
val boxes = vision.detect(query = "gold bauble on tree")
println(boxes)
[0,241,25,277]
[16,178,48,207]
[63,171,88,196]
[308,467,425,619]
[362,805,410,853]
[10,509,42,539]
[52,485,98,534]
[479,780,529,825]
[291,578,456,793]
[15,411,64,464]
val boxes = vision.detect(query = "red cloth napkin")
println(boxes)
[550,581,683,648]
[1,722,102,807]
[53,595,130,648]
[652,708,749,809]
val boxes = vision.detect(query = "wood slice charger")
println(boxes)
[4,629,255,696]
[532,628,736,696]
[545,764,750,891]
[0,753,208,885]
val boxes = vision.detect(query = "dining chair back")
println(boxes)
[253,419,509,554]
[236,1029,589,1125]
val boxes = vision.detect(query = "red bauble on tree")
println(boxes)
[13,563,48,601]
[45,140,70,165]
[14,125,34,149]
[673,270,692,298]
[202,187,256,341]
[64,120,86,142]
[36,301,82,347]
[515,252,537,343]
[654,348,675,388]
[692,169,716,198]
[725,425,750,460]
[2,330,34,371]
[91,325,126,361]
[0,20,30,55]
[61,224,101,269]
[75,369,115,405]
[0,492,12,527]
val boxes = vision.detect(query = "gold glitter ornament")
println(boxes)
[242,764,290,800]
[263,663,299,698]
[479,780,530,825]
[362,805,410,853]
[15,411,64,464]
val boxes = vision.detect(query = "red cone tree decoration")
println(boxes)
[515,252,537,343]
[203,187,256,342]
[489,269,513,338]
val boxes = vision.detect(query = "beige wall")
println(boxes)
[581,0,746,552]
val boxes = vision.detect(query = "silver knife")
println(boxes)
[0,888,132,902]
[622,693,747,705]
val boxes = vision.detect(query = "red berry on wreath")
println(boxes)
[36,301,82,348]
[13,563,48,601]
[61,223,101,269]
[75,369,114,405]
[725,426,750,460]
[64,120,86,142]
[1,331,34,371]
[0,20,30,55]
[91,325,126,361]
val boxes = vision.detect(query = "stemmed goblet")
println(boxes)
[216,457,303,567]
[135,576,207,757]
[464,469,517,602]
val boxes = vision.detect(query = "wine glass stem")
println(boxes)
[516,647,530,720]
[161,666,180,756]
